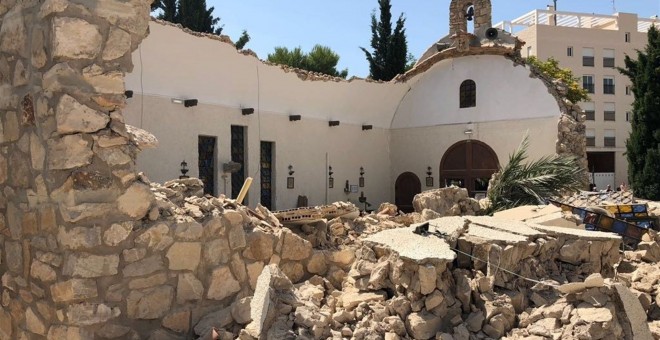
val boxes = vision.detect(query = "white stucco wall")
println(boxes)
[389,117,560,197]
[123,21,566,210]
[392,55,560,128]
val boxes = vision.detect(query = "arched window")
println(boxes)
[460,79,476,108]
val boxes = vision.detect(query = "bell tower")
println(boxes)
[449,0,492,36]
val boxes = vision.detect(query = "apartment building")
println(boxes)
[496,8,658,189]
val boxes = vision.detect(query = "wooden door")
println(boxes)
[395,172,422,213]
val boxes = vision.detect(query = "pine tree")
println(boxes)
[618,26,660,200]
[177,0,222,34]
[360,0,409,81]
[267,45,348,79]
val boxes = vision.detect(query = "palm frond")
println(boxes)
[485,134,583,214]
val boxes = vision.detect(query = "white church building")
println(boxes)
[123,0,584,211]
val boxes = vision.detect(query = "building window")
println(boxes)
[586,129,596,147]
[567,46,573,57]
[626,111,631,122]
[626,86,632,95]
[603,49,615,68]
[604,129,616,147]
[582,47,595,67]
[527,46,532,57]
[583,75,595,94]
[603,102,616,121]
[583,102,595,121]
[231,125,247,199]
[459,80,476,108]
[603,77,615,94]
[625,32,631,43]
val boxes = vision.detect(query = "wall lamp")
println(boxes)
[328,166,334,188]
[362,124,373,131]
[124,90,133,98]
[179,160,189,179]
[172,98,198,107]
[359,166,365,187]
[289,114,301,121]
[329,120,340,127]
[288,165,295,176]
[242,108,254,115]
[464,122,474,136]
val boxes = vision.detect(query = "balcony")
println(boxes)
[583,56,595,67]
[604,137,616,147]
[603,84,616,94]
[603,57,615,68]
[583,84,595,93]
[585,110,595,121]
[586,137,596,147]
[604,111,616,121]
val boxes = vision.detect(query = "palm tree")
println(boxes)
[484,135,584,214]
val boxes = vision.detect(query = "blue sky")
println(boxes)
[209,0,660,77]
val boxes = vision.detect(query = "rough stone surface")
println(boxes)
[56,94,109,134]
[52,17,103,59]
[126,286,174,319]
[207,266,241,300]
[166,242,201,271]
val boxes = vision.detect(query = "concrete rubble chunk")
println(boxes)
[245,264,297,338]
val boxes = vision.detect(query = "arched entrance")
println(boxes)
[440,140,499,197]
[395,172,422,213]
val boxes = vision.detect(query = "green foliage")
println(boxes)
[267,45,348,79]
[360,0,409,81]
[151,0,251,47]
[618,26,660,200]
[526,56,590,104]
[404,53,417,72]
[485,135,583,214]
[235,30,250,50]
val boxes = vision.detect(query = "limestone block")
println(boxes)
[30,261,56,282]
[66,303,120,326]
[232,297,252,324]
[126,124,159,150]
[47,134,93,170]
[82,66,125,94]
[244,229,275,261]
[405,311,443,340]
[194,307,233,336]
[13,60,27,86]
[5,241,22,274]
[327,248,355,268]
[166,242,201,271]
[63,253,119,278]
[585,273,605,288]
[227,223,247,251]
[162,310,191,334]
[176,273,203,303]
[341,291,387,311]
[93,0,151,36]
[128,272,167,290]
[52,17,102,60]
[0,309,10,340]
[0,154,6,184]
[103,27,132,60]
[230,253,248,283]
[1,110,19,142]
[50,278,98,303]
[246,261,265,290]
[30,132,45,170]
[127,286,173,320]
[174,221,203,241]
[0,5,28,57]
[95,146,132,166]
[31,27,47,69]
[25,307,47,336]
[38,0,69,19]
[307,252,328,276]
[207,266,241,301]
[117,183,154,219]
[245,265,295,338]
[204,216,225,237]
[57,226,101,250]
[122,249,146,264]
[59,203,116,224]
[56,94,109,134]
[281,230,312,261]
[425,290,445,311]
[224,210,244,227]
[46,326,92,340]
[123,255,165,277]
[418,264,437,295]
[103,222,132,246]
[204,238,231,266]
[9,151,30,188]
[135,223,174,251]
[280,262,304,283]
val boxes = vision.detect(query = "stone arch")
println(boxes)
[440,140,499,197]
[449,0,492,36]
[395,172,422,213]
